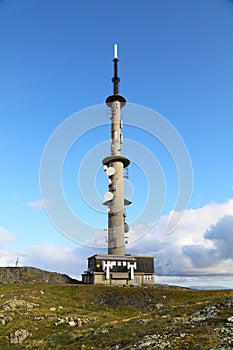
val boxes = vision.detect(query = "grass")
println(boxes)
[0,283,232,349]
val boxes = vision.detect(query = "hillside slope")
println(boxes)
[0,267,79,284]
[0,282,233,349]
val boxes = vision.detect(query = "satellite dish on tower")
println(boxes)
[106,167,115,176]
[104,191,114,201]
[124,223,129,233]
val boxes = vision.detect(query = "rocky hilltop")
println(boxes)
[0,267,79,284]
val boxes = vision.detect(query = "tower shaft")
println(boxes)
[102,44,130,256]
[108,99,125,255]
[111,100,122,156]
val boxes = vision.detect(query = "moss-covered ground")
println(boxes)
[0,283,232,349]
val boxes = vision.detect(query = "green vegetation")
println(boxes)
[0,283,232,349]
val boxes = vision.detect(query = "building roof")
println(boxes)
[87,254,154,260]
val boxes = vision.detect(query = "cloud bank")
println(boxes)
[0,244,97,279]
[183,215,233,268]
[1,199,233,282]
[129,199,233,276]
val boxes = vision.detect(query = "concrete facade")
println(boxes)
[82,255,154,286]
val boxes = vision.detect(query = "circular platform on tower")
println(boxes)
[105,94,126,107]
[102,155,130,168]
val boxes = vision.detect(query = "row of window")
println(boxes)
[143,275,153,280]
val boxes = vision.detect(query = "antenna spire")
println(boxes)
[114,43,118,59]
[112,43,120,95]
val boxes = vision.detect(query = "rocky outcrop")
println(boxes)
[54,315,97,327]
[0,266,79,284]
[1,299,39,311]
[213,326,233,349]
[124,296,233,350]
[0,314,13,325]
[9,329,32,344]
[125,332,186,349]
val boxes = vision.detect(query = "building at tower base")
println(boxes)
[82,255,154,286]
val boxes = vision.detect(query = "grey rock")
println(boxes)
[128,333,173,349]
[191,311,200,316]
[134,318,152,324]
[33,316,44,321]
[1,299,38,311]
[191,316,207,322]
[54,315,96,327]
[180,333,186,338]
[221,296,233,308]
[9,329,31,344]
[0,318,6,325]
[77,318,83,327]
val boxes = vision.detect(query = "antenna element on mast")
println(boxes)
[112,43,120,95]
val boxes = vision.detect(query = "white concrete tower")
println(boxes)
[102,44,131,256]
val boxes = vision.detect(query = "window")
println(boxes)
[144,275,152,280]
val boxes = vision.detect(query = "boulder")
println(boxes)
[9,329,31,344]
[227,316,233,323]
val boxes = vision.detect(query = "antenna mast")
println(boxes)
[112,43,120,94]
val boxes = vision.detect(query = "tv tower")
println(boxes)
[82,45,154,286]
[102,44,130,256]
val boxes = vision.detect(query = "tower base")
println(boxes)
[82,254,154,286]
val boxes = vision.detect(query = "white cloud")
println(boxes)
[26,199,50,211]
[205,215,233,258]
[0,227,16,244]
[19,245,82,277]
[1,199,233,283]
[16,244,99,279]
[128,199,233,275]
[0,242,98,279]
[183,215,233,269]
[0,250,18,267]
[84,229,107,248]
[82,199,233,276]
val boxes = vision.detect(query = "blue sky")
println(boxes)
[0,0,233,287]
